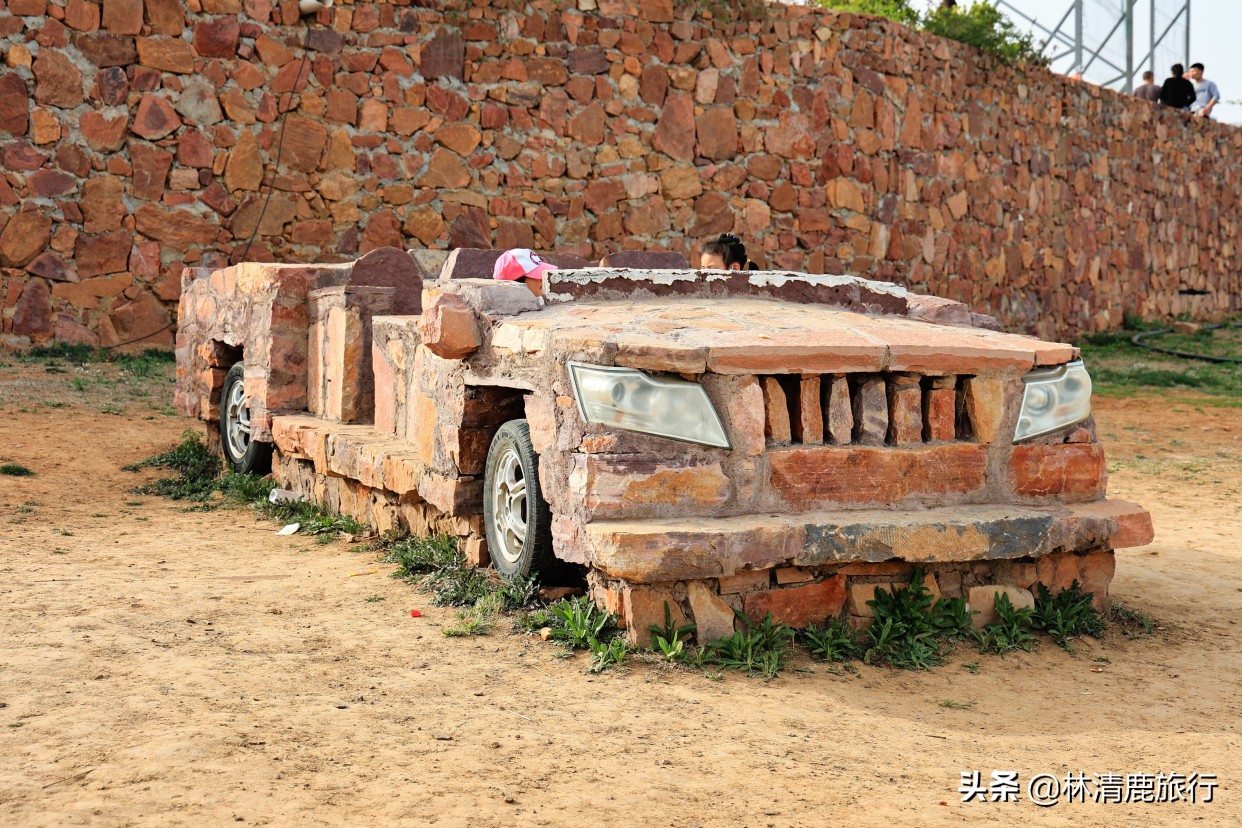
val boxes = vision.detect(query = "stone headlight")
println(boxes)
[567,363,731,449]
[1014,359,1092,442]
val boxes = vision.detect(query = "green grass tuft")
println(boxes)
[123,430,221,500]
[0,464,34,477]
[1077,320,1242,400]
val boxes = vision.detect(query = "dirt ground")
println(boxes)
[1,360,1240,827]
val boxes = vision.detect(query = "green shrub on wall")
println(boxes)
[921,2,1048,66]
[816,0,920,27]
[817,0,1049,67]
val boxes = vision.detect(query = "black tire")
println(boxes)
[483,419,554,579]
[219,363,272,475]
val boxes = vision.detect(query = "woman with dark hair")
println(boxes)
[700,233,758,271]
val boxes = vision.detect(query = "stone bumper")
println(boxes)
[575,499,1152,583]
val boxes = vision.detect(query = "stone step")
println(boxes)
[576,499,1152,583]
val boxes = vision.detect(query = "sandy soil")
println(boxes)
[1,362,1240,827]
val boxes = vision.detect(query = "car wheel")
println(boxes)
[219,363,273,475]
[484,419,554,579]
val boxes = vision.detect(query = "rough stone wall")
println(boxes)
[2,0,1240,348]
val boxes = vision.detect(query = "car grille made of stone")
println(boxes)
[758,373,970,447]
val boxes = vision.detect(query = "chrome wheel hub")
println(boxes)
[490,445,528,565]
[224,378,252,461]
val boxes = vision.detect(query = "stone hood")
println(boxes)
[487,295,1076,376]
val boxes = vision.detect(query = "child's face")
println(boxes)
[523,277,543,297]
[700,252,728,269]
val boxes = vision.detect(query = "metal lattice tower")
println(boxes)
[996,0,1191,92]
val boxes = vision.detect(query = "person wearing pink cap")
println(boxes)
[493,248,559,297]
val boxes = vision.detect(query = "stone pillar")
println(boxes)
[308,285,395,424]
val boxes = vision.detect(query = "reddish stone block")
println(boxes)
[52,273,132,307]
[110,291,171,347]
[102,0,143,35]
[131,142,174,201]
[1110,505,1154,549]
[964,376,1006,443]
[10,0,47,16]
[775,567,814,584]
[79,111,126,151]
[614,338,707,373]
[769,444,988,508]
[26,252,73,283]
[1010,443,1106,500]
[851,376,887,445]
[696,107,738,160]
[836,562,912,576]
[194,18,240,58]
[77,34,138,68]
[717,569,771,594]
[27,169,75,198]
[131,94,180,140]
[33,50,84,109]
[64,0,100,31]
[652,92,695,160]
[761,376,791,444]
[0,211,52,267]
[134,204,218,246]
[686,581,736,643]
[29,109,60,145]
[53,312,99,345]
[824,375,853,444]
[968,585,1034,627]
[887,376,922,445]
[145,0,184,34]
[579,455,730,520]
[716,375,765,456]
[372,343,397,436]
[1007,561,1039,590]
[464,536,489,568]
[421,28,464,80]
[924,386,956,442]
[418,293,480,360]
[1078,549,1115,611]
[12,278,53,340]
[81,176,126,233]
[623,584,686,647]
[74,230,130,278]
[742,576,846,629]
[136,36,194,73]
[846,582,894,617]
[0,74,29,137]
[176,128,215,168]
[445,426,492,477]
[797,376,823,444]
[1034,551,1081,595]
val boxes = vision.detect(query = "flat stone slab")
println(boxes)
[492,296,1074,375]
[580,500,1152,582]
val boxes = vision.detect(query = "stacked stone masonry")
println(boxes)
[176,252,1154,643]
[3,0,1241,348]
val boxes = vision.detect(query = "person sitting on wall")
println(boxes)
[493,248,558,299]
[1188,62,1221,119]
[1158,64,1196,110]
[699,233,759,271]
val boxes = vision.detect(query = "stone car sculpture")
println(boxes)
[175,246,1153,643]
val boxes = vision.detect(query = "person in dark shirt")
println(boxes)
[1158,64,1196,110]
[1134,70,1160,103]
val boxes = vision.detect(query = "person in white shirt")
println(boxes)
[1188,63,1221,119]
